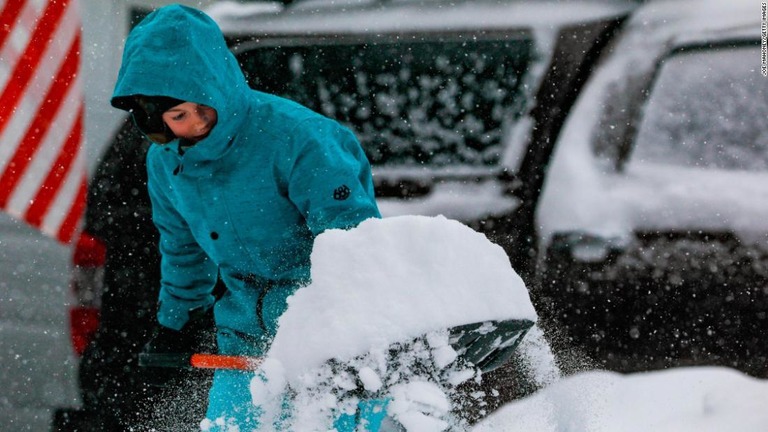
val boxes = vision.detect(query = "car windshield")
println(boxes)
[632,45,768,171]
[237,35,533,168]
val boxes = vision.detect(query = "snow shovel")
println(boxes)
[139,352,263,371]
[449,318,534,374]
[138,318,533,374]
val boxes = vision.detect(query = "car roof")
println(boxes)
[621,0,759,53]
[210,0,636,39]
[583,0,760,106]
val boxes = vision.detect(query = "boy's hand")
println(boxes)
[143,305,217,356]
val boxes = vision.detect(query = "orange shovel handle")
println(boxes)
[189,353,263,370]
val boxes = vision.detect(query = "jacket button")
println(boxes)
[210,232,219,240]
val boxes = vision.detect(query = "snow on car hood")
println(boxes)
[571,162,768,242]
[376,179,519,221]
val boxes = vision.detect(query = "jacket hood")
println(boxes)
[111,5,249,161]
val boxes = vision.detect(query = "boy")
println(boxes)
[111,4,382,430]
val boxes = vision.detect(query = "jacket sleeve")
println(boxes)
[287,117,381,236]
[146,146,218,331]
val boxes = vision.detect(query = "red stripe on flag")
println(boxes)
[56,174,87,243]
[0,0,68,137]
[0,1,26,49]
[0,32,80,207]
[25,105,84,227]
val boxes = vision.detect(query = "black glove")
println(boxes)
[138,306,217,388]
[143,305,217,357]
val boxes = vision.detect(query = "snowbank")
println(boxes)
[473,367,768,432]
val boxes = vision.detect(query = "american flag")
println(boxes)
[0,0,87,244]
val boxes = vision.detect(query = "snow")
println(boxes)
[209,214,768,431]
[204,1,283,19]
[211,0,635,36]
[269,215,537,379]
[474,367,768,432]
[242,215,538,429]
[376,180,519,228]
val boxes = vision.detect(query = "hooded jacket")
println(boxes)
[111,5,381,337]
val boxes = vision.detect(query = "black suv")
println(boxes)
[218,0,634,282]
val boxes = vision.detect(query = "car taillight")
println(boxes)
[70,306,100,357]
[73,231,106,267]
[69,232,107,356]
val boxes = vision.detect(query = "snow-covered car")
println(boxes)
[536,0,768,376]
[213,0,636,284]
[0,215,79,430]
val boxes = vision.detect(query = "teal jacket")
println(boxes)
[111,5,380,337]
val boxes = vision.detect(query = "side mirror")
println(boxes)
[547,231,625,264]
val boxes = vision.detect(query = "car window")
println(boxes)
[236,36,534,168]
[631,45,768,171]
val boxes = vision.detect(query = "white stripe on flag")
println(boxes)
[0,0,39,91]
[7,78,82,216]
[41,122,85,239]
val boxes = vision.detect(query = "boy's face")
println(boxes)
[162,102,218,143]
